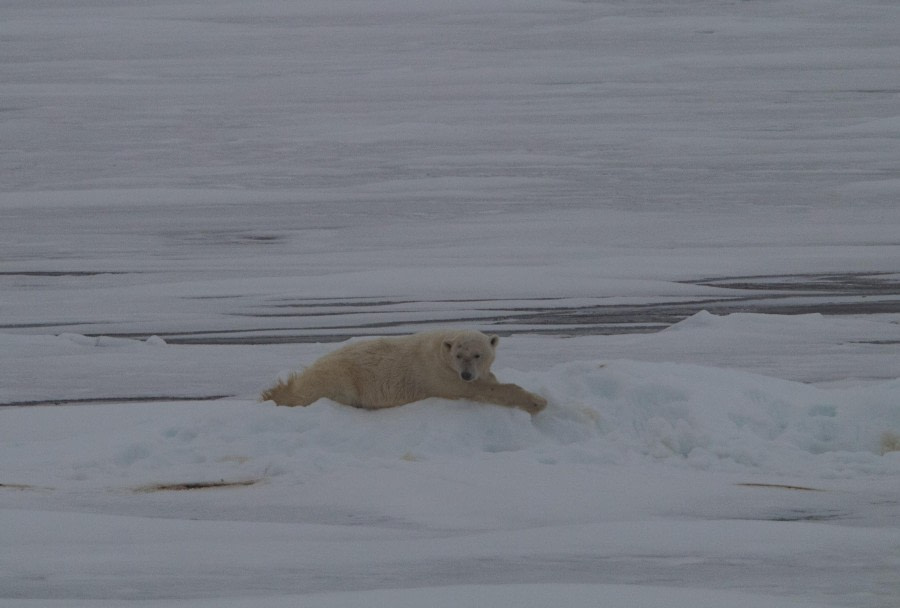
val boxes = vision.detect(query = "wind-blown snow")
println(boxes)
[3,0,900,606]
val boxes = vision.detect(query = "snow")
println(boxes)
[3,323,900,607]
[2,0,900,606]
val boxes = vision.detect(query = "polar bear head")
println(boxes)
[442,331,498,382]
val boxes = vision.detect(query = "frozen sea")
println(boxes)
[2,0,900,606]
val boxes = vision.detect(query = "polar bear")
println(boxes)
[261,329,547,414]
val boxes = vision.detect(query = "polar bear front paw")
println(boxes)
[521,393,548,415]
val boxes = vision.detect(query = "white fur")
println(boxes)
[261,330,547,414]
[881,432,900,455]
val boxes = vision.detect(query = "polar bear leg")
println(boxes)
[260,372,319,406]
[261,368,358,407]
[468,382,547,415]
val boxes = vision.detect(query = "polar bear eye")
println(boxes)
[474,354,481,359]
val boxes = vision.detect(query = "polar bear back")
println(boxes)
[302,330,494,408]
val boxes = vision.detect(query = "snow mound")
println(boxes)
[530,361,900,474]
[58,333,167,348]
[4,361,898,493]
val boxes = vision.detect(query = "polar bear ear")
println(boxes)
[442,340,454,353]
[489,334,499,348]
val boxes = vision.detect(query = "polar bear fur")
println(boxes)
[261,329,547,414]
[882,432,900,455]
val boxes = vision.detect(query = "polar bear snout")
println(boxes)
[453,358,482,382]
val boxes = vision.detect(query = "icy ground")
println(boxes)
[2,0,900,606]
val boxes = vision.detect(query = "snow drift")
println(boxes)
[4,356,898,499]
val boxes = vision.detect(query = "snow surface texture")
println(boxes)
[2,0,900,606]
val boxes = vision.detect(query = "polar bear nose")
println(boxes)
[460,371,473,382]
